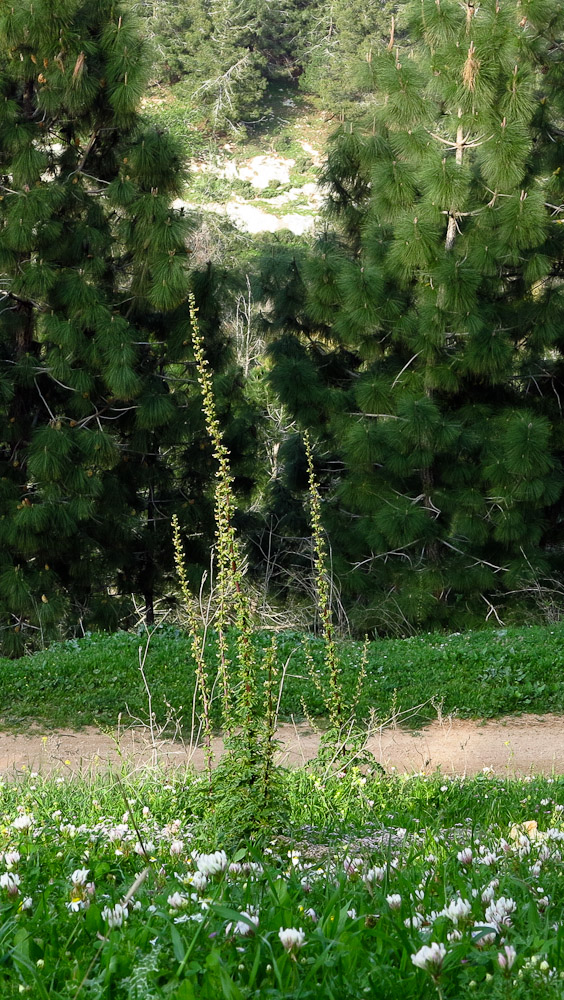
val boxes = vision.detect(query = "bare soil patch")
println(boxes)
[1,715,563,777]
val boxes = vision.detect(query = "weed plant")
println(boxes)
[172,293,288,840]
[175,300,378,839]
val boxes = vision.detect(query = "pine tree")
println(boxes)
[175,0,268,133]
[0,0,257,652]
[262,0,564,633]
[138,0,213,86]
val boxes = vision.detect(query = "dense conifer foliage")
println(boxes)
[0,0,256,652]
[261,0,564,633]
[139,0,397,122]
[3,0,564,647]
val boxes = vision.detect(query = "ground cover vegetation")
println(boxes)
[0,622,563,731]
[2,767,564,997]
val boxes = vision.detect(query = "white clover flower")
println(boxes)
[0,872,21,892]
[102,903,126,929]
[498,945,517,971]
[485,896,517,930]
[20,897,32,911]
[304,908,318,922]
[481,886,495,903]
[363,866,386,885]
[479,851,498,867]
[12,815,34,831]
[188,871,208,893]
[347,908,357,920]
[226,912,259,937]
[443,897,472,925]
[3,851,20,869]
[167,892,188,911]
[279,927,305,953]
[457,848,473,865]
[134,841,154,856]
[70,868,90,886]
[386,893,402,910]
[107,824,128,843]
[170,840,184,857]
[518,839,531,858]
[411,942,447,972]
[343,857,363,877]
[195,851,228,877]
[404,913,425,930]
[472,924,497,947]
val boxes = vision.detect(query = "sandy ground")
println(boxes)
[1,715,564,777]
[178,198,317,236]
[174,151,323,235]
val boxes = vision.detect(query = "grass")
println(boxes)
[240,83,332,160]
[1,766,564,997]
[139,92,212,159]
[139,82,328,166]
[0,622,562,733]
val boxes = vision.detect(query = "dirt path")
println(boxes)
[174,151,323,235]
[1,715,563,777]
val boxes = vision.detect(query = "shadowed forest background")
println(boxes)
[1,0,564,654]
